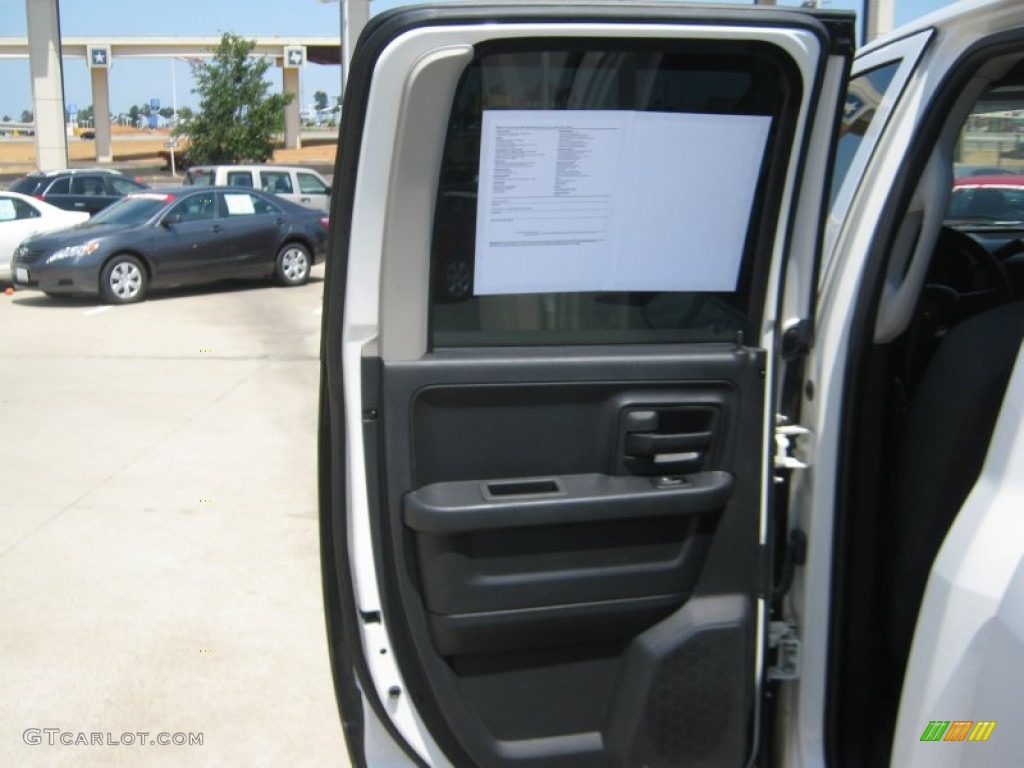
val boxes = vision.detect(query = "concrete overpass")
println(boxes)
[0,33,341,166]
[13,0,370,171]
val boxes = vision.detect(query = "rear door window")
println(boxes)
[70,176,108,196]
[227,171,255,188]
[430,43,801,346]
[46,177,70,195]
[260,171,293,194]
[224,192,281,216]
[0,197,39,221]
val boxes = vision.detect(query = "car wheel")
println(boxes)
[100,255,147,304]
[275,243,311,286]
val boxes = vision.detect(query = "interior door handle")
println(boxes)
[625,431,713,457]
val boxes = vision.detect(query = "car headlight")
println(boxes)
[46,240,100,264]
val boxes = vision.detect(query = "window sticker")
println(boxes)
[0,199,16,221]
[474,110,771,295]
[224,194,256,215]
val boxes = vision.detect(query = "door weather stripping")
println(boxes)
[768,620,802,681]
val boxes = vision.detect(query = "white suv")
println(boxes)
[319,2,1024,766]
[183,164,331,212]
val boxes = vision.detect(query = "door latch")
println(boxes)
[768,620,801,681]
[774,423,811,473]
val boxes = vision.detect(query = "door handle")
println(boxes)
[73,202,86,207]
[300,197,311,203]
[211,224,222,233]
[625,431,713,457]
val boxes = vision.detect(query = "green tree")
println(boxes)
[20,109,33,123]
[313,90,328,112]
[175,32,292,164]
[176,106,195,121]
[159,106,175,119]
[128,105,140,122]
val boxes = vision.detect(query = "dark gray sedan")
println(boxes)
[11,187,328,303]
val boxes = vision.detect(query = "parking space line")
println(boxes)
[312,306,323,316]
[84,306,113,316]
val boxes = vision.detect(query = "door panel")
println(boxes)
[370,348,764,765]
[320,5,852,767]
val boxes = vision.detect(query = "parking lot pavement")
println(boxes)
[0,267,349,767]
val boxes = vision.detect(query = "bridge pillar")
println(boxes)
[90,65,113,162]
[25,0,68,171]
[282,65,301,150]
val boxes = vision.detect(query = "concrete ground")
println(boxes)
[0,268,349,767]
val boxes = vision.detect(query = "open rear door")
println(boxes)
[320,5,852,766]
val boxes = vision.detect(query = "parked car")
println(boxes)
[183,164,331,212]
[11,187,327,303]
[319,2,1024,767]
[948,174,1024,221]
[0,191,89,282]
[8,169,149,216]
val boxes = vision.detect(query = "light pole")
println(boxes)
[319,0,371,101]
[863,0,895,45]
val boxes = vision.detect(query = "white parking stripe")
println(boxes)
[312,306,323,316]
[84,306,113,316]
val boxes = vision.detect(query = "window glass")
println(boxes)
[185,169,214,186]
[0,198,17,221]
[260,171,293,194]
[947,76,1024,223]
[170,193,220,222]
[224,192,280,216]
[13,198,40,220]
[297,173,328,194]
[9,177,43,195]
[829,62,900,207]
[109,177,146,195]
[430,43,800,347]
[227,171,255,188]
[46,177,70,195]
[71,176,107,196]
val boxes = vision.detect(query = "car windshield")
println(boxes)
[946,184,1024,222]
[89,194,173,225]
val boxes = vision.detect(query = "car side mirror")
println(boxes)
[162,214,182,228]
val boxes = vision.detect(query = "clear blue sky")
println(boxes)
[0,0,961,121]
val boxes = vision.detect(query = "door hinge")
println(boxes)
[774,423,811,475]
[768,621,802,681]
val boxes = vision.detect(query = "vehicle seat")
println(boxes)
[274,179,290,193]
[890,301,1024,669]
